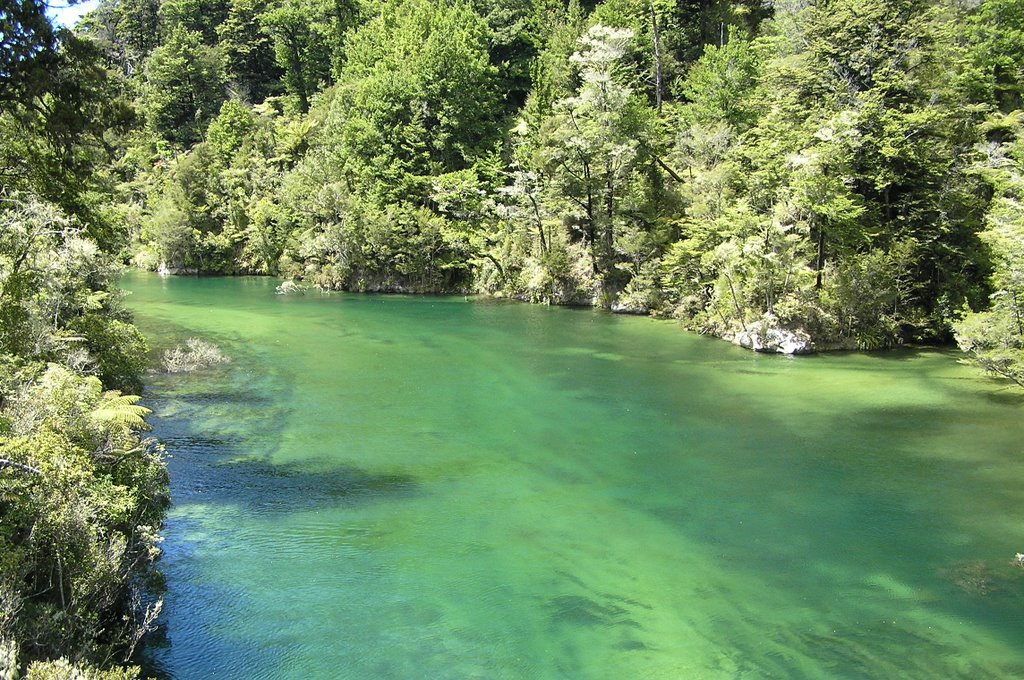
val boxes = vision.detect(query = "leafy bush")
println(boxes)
[0,366,168,673]
[25,658,142,680]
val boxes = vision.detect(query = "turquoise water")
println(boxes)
[122,272,1024,679]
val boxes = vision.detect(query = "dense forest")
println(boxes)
[6,0,1024,360]
[68,0,1024,364]
[1,0,1024,676]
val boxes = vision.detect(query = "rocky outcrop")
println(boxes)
[728,318,814,355]
[157,262,197,276]
[611,300,649,315]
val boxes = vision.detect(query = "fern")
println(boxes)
[90,392,151,430]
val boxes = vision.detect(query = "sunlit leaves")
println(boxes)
[139,25,225,146]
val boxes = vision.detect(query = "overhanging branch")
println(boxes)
[0,459,42,475]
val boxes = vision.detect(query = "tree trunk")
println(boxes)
[724,271,747,331]
[655,156,683,183]
[650,4,663,115]
[287,35,309,113]
[583,163,596,247]
[528,193,547,254]
[605,170,614,252]
[815,226,826,289]
[1014,291,1023,337]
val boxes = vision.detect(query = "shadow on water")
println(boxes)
[140,456,420,680]
[142,383,424,675]
[179,456,419,514]
[545,595,641,630]
[979,386,1024,407]
[136,515,277,680]
[135,318,417,678]
[142,435,419,679]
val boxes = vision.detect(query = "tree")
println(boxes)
[0,195,147,392]
[329,0,501,201]
[469,0,546,109]
[0,28,132,247]
[157,0,229,43]
[139,25,225,146]
[259,0,332,112]
[678,35,759,128]
[206,99,257,161]
[957,0,1024,112]
[77,0,161,76]
[669,0,772,63]
[537,25,657,281]
[0,6,169,676]
[588,0,683,111]
[956,113,1024,386]
[0,365,167,672]
[0,0,59,109]
[216,0,283,102]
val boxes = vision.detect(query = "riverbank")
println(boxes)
[158,267,938,358]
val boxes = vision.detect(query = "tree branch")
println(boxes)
[654,156,683,183]
[0,458,42,475]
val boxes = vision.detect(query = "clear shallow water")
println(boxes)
[122,272,1024,680]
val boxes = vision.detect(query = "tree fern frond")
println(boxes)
[91,391,152,430]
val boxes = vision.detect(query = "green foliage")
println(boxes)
[0,196,147,390]
[956,307,1024,387]
[536,25,659,287]
[158,0,230,42]
[649,0,997,347]
[207,100,258,161]
[259,0,334,112]
[0,6,167,678]
[331,0,501,202]
[283,192,480,292]
[520,0,586,125]
[0,366,168,675]
[140,25,225,146]
[820,241,919,349]
[68,316,149,394]
[678,36,760,128]
[78,0,161,75]
[35,0,1023,381]
[135,99,291,273]
[469,0,546,108]
[958,0,1024,112]
[253,0,508,291]
[0,203,165,677]
[90,393,151,429]
[217,0,283,102]
[0,0,60,109]
[25,658,142,680]
[956,113,1024,385]
[0,32,132,247]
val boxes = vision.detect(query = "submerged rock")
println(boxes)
[276,279,307,295]
[730,319,814,355]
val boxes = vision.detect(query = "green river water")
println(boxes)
[122,272,1024,679]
